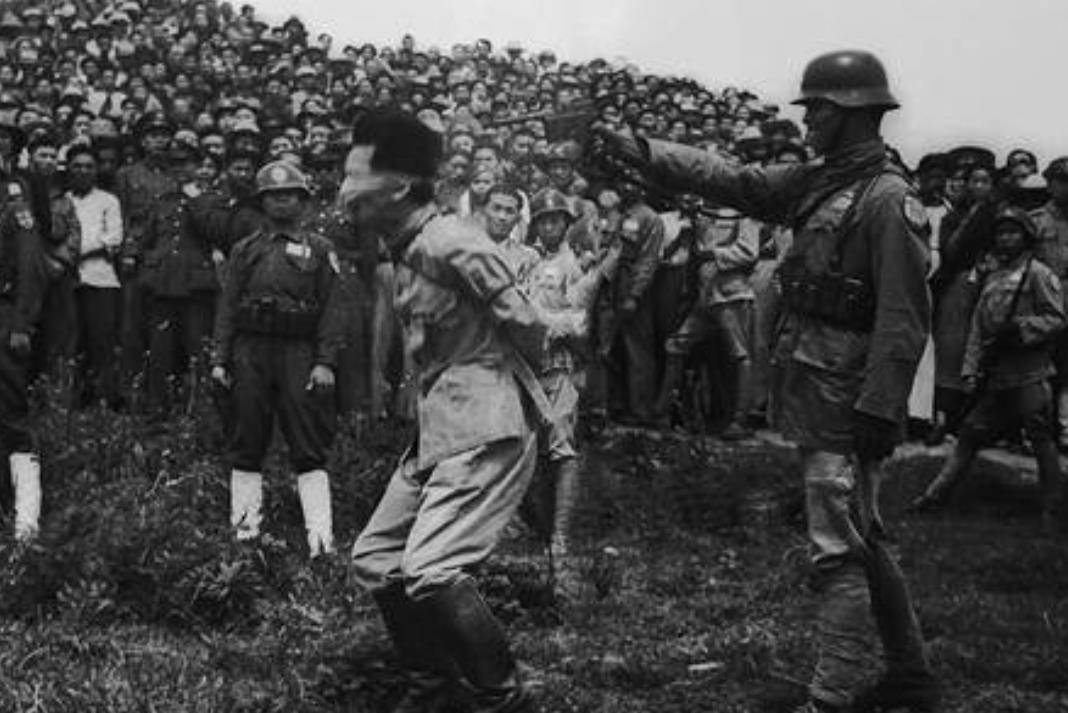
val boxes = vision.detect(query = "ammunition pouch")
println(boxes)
[779,265,875,333]
[236,298,320,339]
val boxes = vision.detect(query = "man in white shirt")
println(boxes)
[66,144,123,408]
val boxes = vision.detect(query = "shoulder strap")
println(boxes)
[829,171,885,272]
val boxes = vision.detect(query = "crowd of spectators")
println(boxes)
[0,0,1064,445]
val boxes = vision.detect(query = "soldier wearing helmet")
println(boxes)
[529,187,581,278]
[1030,157,1068,449]
[594,50,939,712]
[544,141,583,196]
[524,186,621,603]
[913,207,1065,536]
[210,160,346,559]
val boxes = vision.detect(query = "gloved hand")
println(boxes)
[589,127,649,171]
[852,410,899,463]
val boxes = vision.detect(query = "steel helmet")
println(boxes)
[256,160,310,196]
[993,206,1037,243]
[530,188,575,222]
[792,50,899,110]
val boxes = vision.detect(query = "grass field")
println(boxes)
[0,397,1065,712]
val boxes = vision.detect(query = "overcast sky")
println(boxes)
[253,0,1068,166]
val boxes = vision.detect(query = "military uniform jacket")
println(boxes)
[212,228,346,369]
[962,255,1065,390]
[693,208,759,306]
[140,187,224,297]
[0,177,46,335]
[611,202,664,306]
[1032,201,1068,296]
[647,138,930,450]
[194,191,268,254]
[392,205,548,471]
[115,159,179,252]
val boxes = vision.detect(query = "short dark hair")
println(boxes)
[486,183,523,207]
[66,143,97,166]
[351,109,442,180]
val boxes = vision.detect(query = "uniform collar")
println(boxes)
[392,202,440,261]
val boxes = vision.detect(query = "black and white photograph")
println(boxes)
[0,0,1064,711]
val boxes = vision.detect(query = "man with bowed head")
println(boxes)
[346,111,547,713]
[595,50,939,712]
[210,160,345,560]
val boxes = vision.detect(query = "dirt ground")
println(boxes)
[0,409,1065,712]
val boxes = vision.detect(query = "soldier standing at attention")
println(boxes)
[210,161,345,559]
[139,142,226,416]
[596,50,939,713]
[115,112,179,386]
[0,165,46,540]
[599,177,664,426]
[347,111,546,713]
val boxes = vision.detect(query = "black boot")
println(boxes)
[373,584,458,713]
[1033,438,1065,535]
[652,355,686,427]
[719,358,754,440]
[421,579,533,713]
[851,669,941,712]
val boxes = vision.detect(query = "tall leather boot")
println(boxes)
[550,457,583,602]
[421,579,532,713]
[908,437,978,512]
[1033,438,1065,535]
[374,583,459,713]
[10,452,41,542]
[719,358,754,440]
[852,542,940,713]
[230,469,263,541]
[652,355,686,426]
[296,469,335,558]
[809,564,873,710]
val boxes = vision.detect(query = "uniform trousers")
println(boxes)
[145,294,214,412]
[802,450,929,708]
[227,335,337,473]
[352,431,537,599]
[0,306,34,453]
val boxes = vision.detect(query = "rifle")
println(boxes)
[952,255,1033,428]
